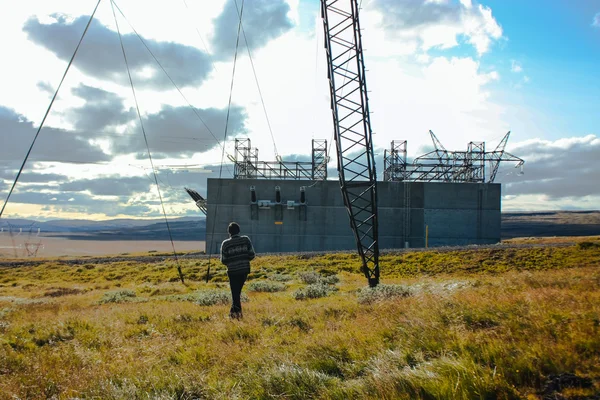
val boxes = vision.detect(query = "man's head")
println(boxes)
[228,222,240,236]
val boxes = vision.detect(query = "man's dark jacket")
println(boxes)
[220,234,255,274]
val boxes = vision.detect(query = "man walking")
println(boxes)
[220,222,255,319]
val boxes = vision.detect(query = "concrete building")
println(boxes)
[205,178,501,254]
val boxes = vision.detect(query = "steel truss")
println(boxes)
[232,138,328,180]
[322,0,379,286]
[312,139,328,180]
[383,140,408,181]
[383,131,524,183]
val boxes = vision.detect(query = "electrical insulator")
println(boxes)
[275,186,281,203]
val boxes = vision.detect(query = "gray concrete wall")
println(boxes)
[205,179,501,254]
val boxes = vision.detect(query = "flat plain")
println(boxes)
[1,236,599,399]
[0,235,205,258]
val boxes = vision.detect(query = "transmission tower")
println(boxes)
[321,0,379,287]
[23,223,43,257]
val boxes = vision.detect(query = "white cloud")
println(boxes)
[415,53,431,64]
[367,56,505,157]
[499,135,600,210]
[367,0,503,56]
[593,12,600,27]
[511,60,523,73]
[1,0,595,219]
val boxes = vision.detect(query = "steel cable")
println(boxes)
[0,0,102,219]
[205,0,246,282]
[110,0,185,283]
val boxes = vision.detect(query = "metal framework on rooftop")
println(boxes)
[232,138,328,181]
[383,131,525,183]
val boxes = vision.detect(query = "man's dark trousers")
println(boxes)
[228,271,248,318]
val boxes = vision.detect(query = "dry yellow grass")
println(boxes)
[1,243,599,399]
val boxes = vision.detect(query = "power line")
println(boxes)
[111,0,184,284]
[233,0,279,158]
[206,0,246,282]
[111,1,234,177]
[181,0,219,74]
[0,0,102,219]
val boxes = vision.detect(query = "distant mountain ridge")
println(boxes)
[0,217,205,234]
[1,211,599,241]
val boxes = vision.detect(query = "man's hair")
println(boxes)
[228,222,240,235]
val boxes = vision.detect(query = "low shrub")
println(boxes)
[321,275,340,285]
[294,283,337,300]
[269,273,293,282]
[298,271,340,285]
[99,290,137,304]
[247,281,286,292]
[167,290,248,306]
[298,271,320,284]
[357,284,412,304]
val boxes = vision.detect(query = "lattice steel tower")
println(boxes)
[311,139,328,180]
[321,0,379,286]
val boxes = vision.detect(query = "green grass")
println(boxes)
[0,243,599,399]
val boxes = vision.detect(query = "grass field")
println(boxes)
[1,237,599,399]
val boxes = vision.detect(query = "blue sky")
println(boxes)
[486,0,600,139]
[0,0,599,219]
[423,1,600,141]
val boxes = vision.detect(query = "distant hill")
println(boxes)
[1,211,599,241]
[0,217,206,240]
[501,210,600,238]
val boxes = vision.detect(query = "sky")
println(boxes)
[0,0,599,221]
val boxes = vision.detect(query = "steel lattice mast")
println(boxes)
[321,0,379,287]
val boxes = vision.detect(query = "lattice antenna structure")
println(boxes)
[430,130,448,160]
[429,130,451,181]
[467,141,485,182]
[232,139,329,180]
[321,0,379,286]
[383,140,407,181]
[184,187,207,215]
[234,138,257,179]
[488,131,524,182]
[384,132,524,183]
[311,139,328,180]
[248,147,259,179]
